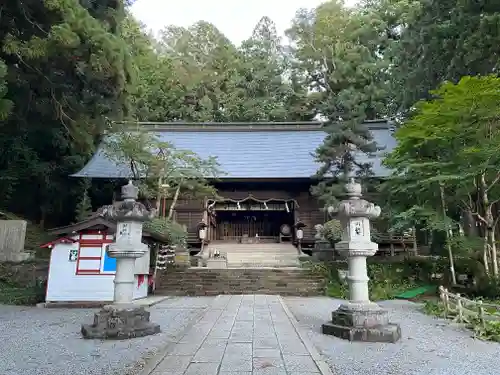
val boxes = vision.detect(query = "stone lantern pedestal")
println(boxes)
[321,179,401,343]
[81,181,160,340]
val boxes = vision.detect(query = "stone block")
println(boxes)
[330,306,389,327]
[220,355,252,372]
[322,321,401,343]
[81,304,160,340]
[0,220,31,262]
[184,362,220,375]
[322,304,401,343]
[175,250,191,266]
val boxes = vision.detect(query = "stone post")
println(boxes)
[81,181,160,340]
[321,179,401,343]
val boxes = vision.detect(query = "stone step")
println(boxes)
[226,256,298,261]
[227,259,300,264]
[156,268,326,296]
[207,244,298,251]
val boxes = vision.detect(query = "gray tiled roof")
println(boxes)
[71,121,396,179]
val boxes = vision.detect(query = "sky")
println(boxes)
[130,0,358,45]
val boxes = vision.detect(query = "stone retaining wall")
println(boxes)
[156,267,326,296]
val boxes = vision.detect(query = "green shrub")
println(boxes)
[322,220,342,244]
[319,261,420,301]
[470,318,500,342]
[0,279,46,305]
[470,277,500,300]
[421,300,445,316]
[312,255,494,302]
[144,218,187,246]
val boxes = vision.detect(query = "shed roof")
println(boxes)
[47,214,168,243]
[71,120,396,179]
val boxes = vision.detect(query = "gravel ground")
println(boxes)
[284,297,500,375]
[0,297,214,375]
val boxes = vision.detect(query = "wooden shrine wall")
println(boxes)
[156,181,326,244]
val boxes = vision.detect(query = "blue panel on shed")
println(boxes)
[102,250,117,272]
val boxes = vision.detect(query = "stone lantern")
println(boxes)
[81,181,161,339]
[321,178,401,343]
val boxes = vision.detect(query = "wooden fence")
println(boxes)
[438,286,500,326]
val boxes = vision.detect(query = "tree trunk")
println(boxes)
[480,173,498,276]
[440,183,457,285]
[39,206,46,230]
[167,185,181,220]
[155,176,162,215]
[483,229,490,276]
[462,210,479,236]
[489,230,499,277]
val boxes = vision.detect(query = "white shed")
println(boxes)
[42,216,161,304]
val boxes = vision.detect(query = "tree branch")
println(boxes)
[487,172,500,193]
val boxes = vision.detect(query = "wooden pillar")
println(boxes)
[203,198,209,243]
[389,232,395,256]
[412,227,418,256]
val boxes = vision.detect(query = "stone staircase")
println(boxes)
[206,242,301,268]
[155,267,326,296]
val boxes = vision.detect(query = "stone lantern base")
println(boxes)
[322,303,401,343]
[81,304,160,340]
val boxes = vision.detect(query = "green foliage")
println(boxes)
[470,319,500,342]
[384,75,500,275]
[0,2,319,229]
[421,300,444,316]
[103,126,221,205]
[471,278,500,300]
[376,0,500,114]
[0,0,133,227]
[421,301,500,342]
[74,179,93,222]
[314,256,491,301]
[323,261,421,301]
[0,280,46,305]
[286,1,389,206]
[143,218,187,246]
[322,220,343,245]
[0,60,12,120]
[1,0,499,251]
[0,261,47,305]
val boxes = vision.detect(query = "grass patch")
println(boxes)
[0,280,46,305]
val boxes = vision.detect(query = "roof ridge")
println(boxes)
[110,119,390,133]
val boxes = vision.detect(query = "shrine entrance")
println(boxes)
[208,198,295,243]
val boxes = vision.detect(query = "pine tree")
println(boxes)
[287,1,388,207]
[312,118,379,206]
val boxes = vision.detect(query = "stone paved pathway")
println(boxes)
[144,295,331,375]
